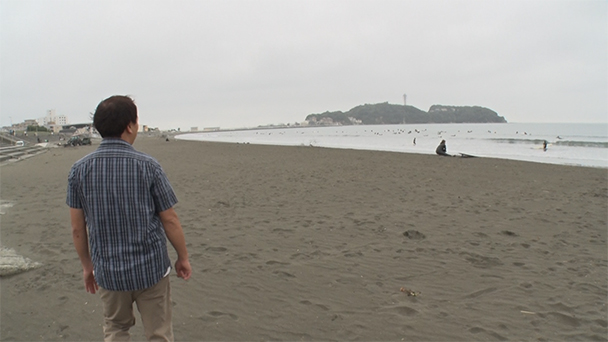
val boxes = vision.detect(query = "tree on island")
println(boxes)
[305,102,507,126]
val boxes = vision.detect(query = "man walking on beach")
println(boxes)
[67,95,191,341]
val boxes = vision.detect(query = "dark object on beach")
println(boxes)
[64,136,91,147]
[435,140,477,158]
[166,138,170,142]
[403,230,425,240]
[400,287,421,296]
[436,140,450,156]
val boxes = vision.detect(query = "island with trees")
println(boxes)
[305,103,507,126]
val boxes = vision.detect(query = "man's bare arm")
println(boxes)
[70,208,98,294]
[159,207,192,280]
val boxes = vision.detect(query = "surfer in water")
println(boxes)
[436,139,450,156]
[543,140,548,151]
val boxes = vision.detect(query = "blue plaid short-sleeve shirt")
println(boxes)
[66,138,178,291]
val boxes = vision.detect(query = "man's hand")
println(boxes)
[83,267,99,294]
[175,258,192,280]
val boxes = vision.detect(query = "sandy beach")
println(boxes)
[1,136,606,341]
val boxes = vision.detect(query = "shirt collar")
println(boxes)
[100,138,134,149]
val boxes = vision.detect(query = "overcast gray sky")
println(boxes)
[1,0,606,130]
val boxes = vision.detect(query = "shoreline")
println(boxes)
[175,122,608,169]
[174,136,608,170]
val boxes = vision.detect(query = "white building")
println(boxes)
[37,109,68,127]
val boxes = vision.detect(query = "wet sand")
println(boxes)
[1,136,606,341]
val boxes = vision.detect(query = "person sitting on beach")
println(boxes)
[436,139,450,156]
[67,95,192,341]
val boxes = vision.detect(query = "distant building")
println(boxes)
[47,124,63,133]
[37,109,68,127]
[24,119,38,127]
[10,122,28,131]
[203,127,220,132]
[190,127,198,132]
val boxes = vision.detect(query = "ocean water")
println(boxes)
[176,123,608,168]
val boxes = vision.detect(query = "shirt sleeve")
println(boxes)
[66,166,83,209]
[151,166,178,213]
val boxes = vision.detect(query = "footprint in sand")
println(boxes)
[206,311,238,321]
[460,252,503,268]
[386,305,418,317]
[266,260,290,266]
[206,246,227,252]
[403,230,425,240]
[273,270,295,279]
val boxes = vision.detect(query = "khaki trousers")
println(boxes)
[99,276,174,342]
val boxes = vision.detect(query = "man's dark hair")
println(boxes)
[93,95,138,138]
